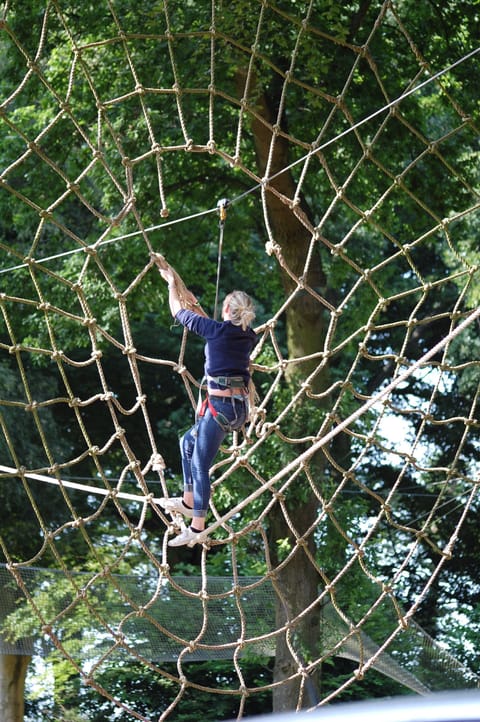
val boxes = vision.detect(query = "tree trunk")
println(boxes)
[241,71,329,710]
[0,654,30,722]
[270,501,322,711]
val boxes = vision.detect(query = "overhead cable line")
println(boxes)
[1,45,477,277]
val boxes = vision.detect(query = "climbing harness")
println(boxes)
[207,374,245,388]
[198,393,248,432]
[198,395,232,432]
[197,373,249,432]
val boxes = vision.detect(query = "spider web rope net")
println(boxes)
[0,0,479,718]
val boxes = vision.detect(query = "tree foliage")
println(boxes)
[0,1,479,719]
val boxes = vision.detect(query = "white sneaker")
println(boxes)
[158,497,194,518]
[168,527,207,548]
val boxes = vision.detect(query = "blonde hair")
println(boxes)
[223,291,255,331]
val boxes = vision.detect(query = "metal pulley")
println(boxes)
[216,197,230,225]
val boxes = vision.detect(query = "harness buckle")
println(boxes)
[208,374,245,389]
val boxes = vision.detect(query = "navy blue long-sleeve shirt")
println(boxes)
[175,309,256,389]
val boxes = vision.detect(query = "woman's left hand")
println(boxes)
[159,267,175,286]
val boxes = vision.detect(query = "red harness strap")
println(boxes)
[198,393,246,433]
[199,395,218,418]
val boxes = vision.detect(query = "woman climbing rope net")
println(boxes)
[154,257,257,547]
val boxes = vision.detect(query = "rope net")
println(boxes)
[0,0,479,719]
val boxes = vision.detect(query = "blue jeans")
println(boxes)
[180,396,248,517]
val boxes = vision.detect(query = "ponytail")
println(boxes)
[224,291,255,331]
